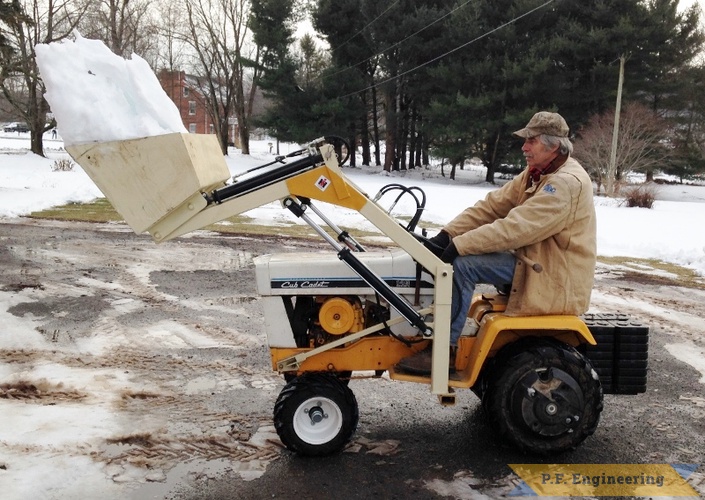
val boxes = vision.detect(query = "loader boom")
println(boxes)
[155,142,454,395]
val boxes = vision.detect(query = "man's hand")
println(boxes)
[440,241,459,264]
[424,230,450,257]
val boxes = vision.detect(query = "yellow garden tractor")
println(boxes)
[66,134,648,457]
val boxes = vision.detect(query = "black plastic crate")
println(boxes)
[580,313,649,394]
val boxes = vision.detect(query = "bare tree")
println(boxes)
[78,0,158,62]
[0,0,86,155]
[182,0,260,154]
[153,0,187,71]
[574,102,672,196]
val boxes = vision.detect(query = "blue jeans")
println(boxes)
[450,252,516,346]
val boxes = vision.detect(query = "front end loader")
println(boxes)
[66,134,648,457]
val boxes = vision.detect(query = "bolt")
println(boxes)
[307,405,326,425]
[527,388,536,397]
[545,403,558,415]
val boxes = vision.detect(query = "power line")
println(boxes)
[330,0,401,54]
[323,0,474,80]
[336,0,556,100]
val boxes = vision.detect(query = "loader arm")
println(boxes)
[154,142,454,395]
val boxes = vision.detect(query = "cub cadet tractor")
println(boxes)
[66,134,648,457]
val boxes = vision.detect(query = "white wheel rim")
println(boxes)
[292,396,344,445]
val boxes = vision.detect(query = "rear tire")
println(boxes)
[274,373,358,456]
[482,338,603,454]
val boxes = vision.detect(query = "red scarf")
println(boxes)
[527,153,568,187]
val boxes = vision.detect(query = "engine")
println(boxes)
[290,295,386,348]
[253,250,434,349]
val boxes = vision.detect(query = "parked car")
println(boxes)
[3,122,29,133]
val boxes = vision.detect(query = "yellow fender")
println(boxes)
[458,314,596,388]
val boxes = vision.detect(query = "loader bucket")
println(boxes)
[66,133,230,239]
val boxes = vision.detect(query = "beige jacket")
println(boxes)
[443,157,596,316]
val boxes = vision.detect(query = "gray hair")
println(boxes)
[540,134,573,156]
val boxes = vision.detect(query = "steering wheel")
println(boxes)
[324,136,351,166]
[409,230,445,257]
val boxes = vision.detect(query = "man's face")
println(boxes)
[521,136,559,170]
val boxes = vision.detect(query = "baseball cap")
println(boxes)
[513,111,569,138]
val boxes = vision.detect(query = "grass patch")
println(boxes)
[29,198,123,223]
[204,216,383,241]
[597,256,705,289]
[29,198,391,243]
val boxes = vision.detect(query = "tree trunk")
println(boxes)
[484,132,501,183]
[349,121,357,167]
[360,92,370,165]
[383,87,396,172]
[422,133,429,166]
[372,84,381,166]
[408,107,417,169]
[397,92,407,170]
[238,121,250,155]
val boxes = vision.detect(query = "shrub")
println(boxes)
[621,183,658,209]
[52,159,74,172]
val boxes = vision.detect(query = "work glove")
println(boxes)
[440,241,459,264]
[424,230,450,257]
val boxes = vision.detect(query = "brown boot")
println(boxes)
[449,345,458,373]
[396,344,456,376]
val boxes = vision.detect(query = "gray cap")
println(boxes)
[513,111,569,138]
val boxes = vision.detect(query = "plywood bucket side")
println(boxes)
[67,133,230,233]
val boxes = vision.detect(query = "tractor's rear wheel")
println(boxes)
[274,373,358,456]
[482,338,603,454]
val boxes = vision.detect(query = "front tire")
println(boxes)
[274,373,359,456]
[482,338,603,454]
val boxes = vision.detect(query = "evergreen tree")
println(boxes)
[250,0,301,141]
[0,0,27,57]
[427,0,557,181]
[663,61,705,182]
[312,0,375,165]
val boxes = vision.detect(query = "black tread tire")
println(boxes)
[274,373,359,456]
[482,338,603,454]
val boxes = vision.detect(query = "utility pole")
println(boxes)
[607,54,626,196]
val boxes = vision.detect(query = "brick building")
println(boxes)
[158,69,238,145]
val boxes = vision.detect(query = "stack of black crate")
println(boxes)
[579,313,649,394]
